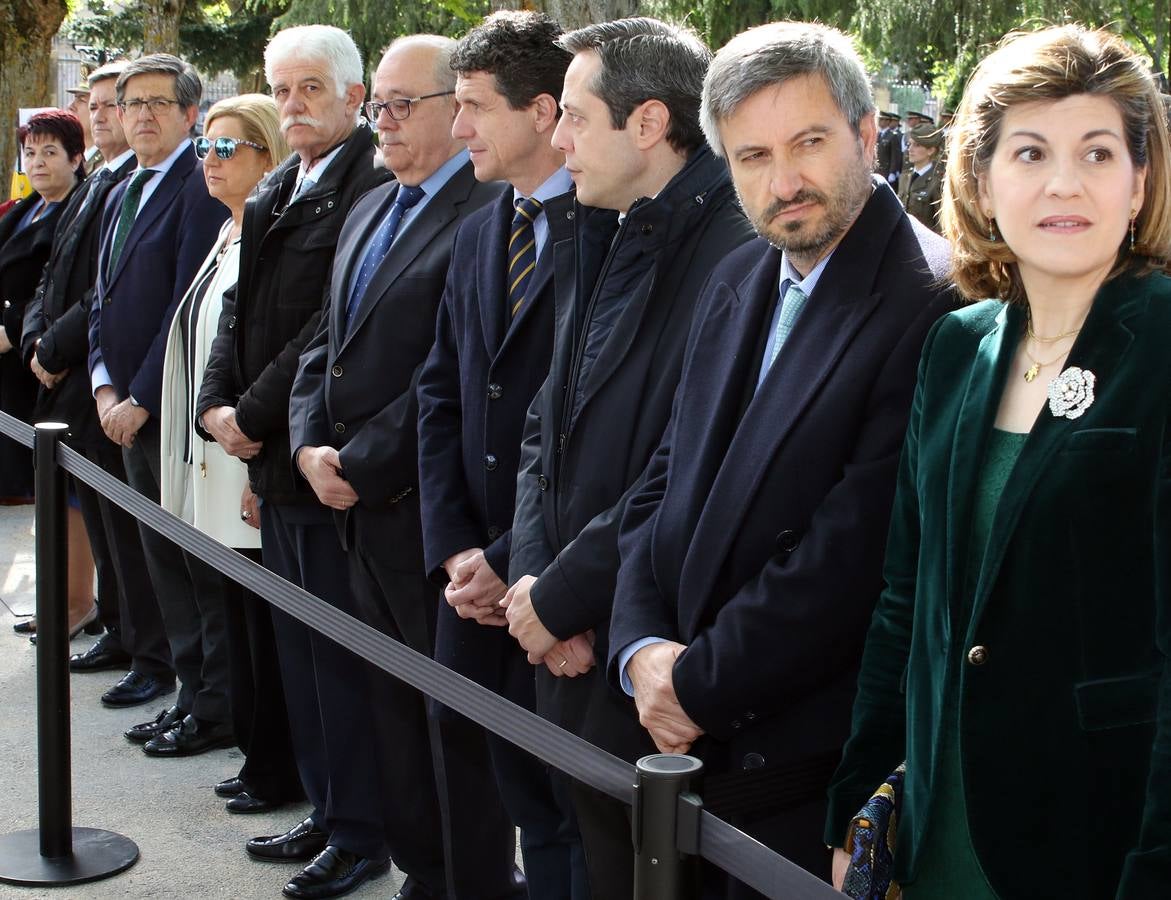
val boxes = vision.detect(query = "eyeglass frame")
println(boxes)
[363,91,456,122]
[117,97,184,118]
[194,135,268,160]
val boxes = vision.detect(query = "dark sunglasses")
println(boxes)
[195,136,267,160]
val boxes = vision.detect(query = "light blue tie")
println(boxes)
[757,279,808,392]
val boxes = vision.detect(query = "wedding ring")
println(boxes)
[558,658,568,669]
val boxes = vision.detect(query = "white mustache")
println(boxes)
[281,114,323,133]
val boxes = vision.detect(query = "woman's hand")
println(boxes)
[832,847,851,891]
[240,483,261,530]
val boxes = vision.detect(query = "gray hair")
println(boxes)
[116,54,202,109]
[558,17,711,154]
[88,60,129,90]
[701,21,875,157]
[383,34,458,92]
[265,25,364,97]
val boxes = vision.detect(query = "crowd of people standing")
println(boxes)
[0,11,1167,900]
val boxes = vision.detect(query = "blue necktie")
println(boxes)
[345,184,425,331]
[756,279,809,392]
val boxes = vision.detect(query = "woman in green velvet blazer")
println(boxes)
[827,27,1171,900]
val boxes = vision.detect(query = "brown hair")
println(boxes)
[943,25,1171,302]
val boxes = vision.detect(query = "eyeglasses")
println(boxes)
[363,91,455,122]
[118,97,182,117]
[195,136,267,160]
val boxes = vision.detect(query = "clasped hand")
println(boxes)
[296,445,358,511]
[203,405,263,459]
[627,640,703,754]
[443,548,508,626]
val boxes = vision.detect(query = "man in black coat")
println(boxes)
[501,18,755,898]
[416,12,586,899]
[22,61,149,677]
[874,110,903,185]
[607,23,954,897]
[288,35,507,900]
[87,54,230,724]
[196,25,391,900]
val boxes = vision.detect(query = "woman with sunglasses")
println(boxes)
[828,26,1171,899]
[158,95,300,805]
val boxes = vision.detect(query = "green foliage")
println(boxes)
[271,0,489,72]
[646,0,856,50]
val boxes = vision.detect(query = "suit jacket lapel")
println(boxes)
[343,167,471,347]
[331,185,394,341]
[965,280,1144,628]
[477,190,512,358]
[109,146,195,286]
[679,254,884,635]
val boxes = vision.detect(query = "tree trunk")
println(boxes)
[0,0,68,195]
[143,0,186,53]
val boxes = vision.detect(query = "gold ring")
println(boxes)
[558,658,568,669]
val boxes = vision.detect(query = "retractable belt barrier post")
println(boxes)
[0,422,139,887]
[0,412,842,899]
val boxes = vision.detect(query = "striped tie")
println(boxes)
[508,196,543,318]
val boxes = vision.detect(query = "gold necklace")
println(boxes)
[1026,322,1081,344]
[1023,343,1070,382]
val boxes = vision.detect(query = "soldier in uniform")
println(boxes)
[874,110,902,185]
[897,123,944,233]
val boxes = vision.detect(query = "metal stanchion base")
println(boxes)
[0,827,138,886]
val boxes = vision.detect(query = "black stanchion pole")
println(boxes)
[632,754,704,900]
[0,423,139,887]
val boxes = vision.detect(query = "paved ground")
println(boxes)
[0,504,414,899]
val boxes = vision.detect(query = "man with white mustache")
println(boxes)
[197,24,392,899]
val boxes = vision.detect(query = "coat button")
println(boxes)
[775,529,799,552]
[641,224,653,235]
[487,525,503,540]
[331,364,343,377]
[967,645,988,666]
[487,382,502,400]
[742,752,765,771]
[2,300,9,309]
[537,475,549,491]
[484,454,498,471]
[730,719,742,730]
[334,422,345,434]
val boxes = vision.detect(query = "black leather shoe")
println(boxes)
[12,618,34,635]
[142,714,234,757]
[282,846,390,899]
[215,777,246,798]
[124,704,186,744]
[226,791,284,814]
[71,634,132,673]
[246,817,328,862]
[392,877,443,899]
[100,670,175,707]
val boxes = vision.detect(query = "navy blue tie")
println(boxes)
[345,184,425,332]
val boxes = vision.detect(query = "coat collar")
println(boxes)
[949,273,1148,626]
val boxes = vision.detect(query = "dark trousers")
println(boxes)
[486,640,590,900]
[81,442,171,677]
[260,501,389,860]
[223,546,302,802]
[349,506,519,899]
[72,467,121,636]
[121,421,229,721]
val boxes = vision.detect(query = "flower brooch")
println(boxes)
[1048,366,1095,419]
